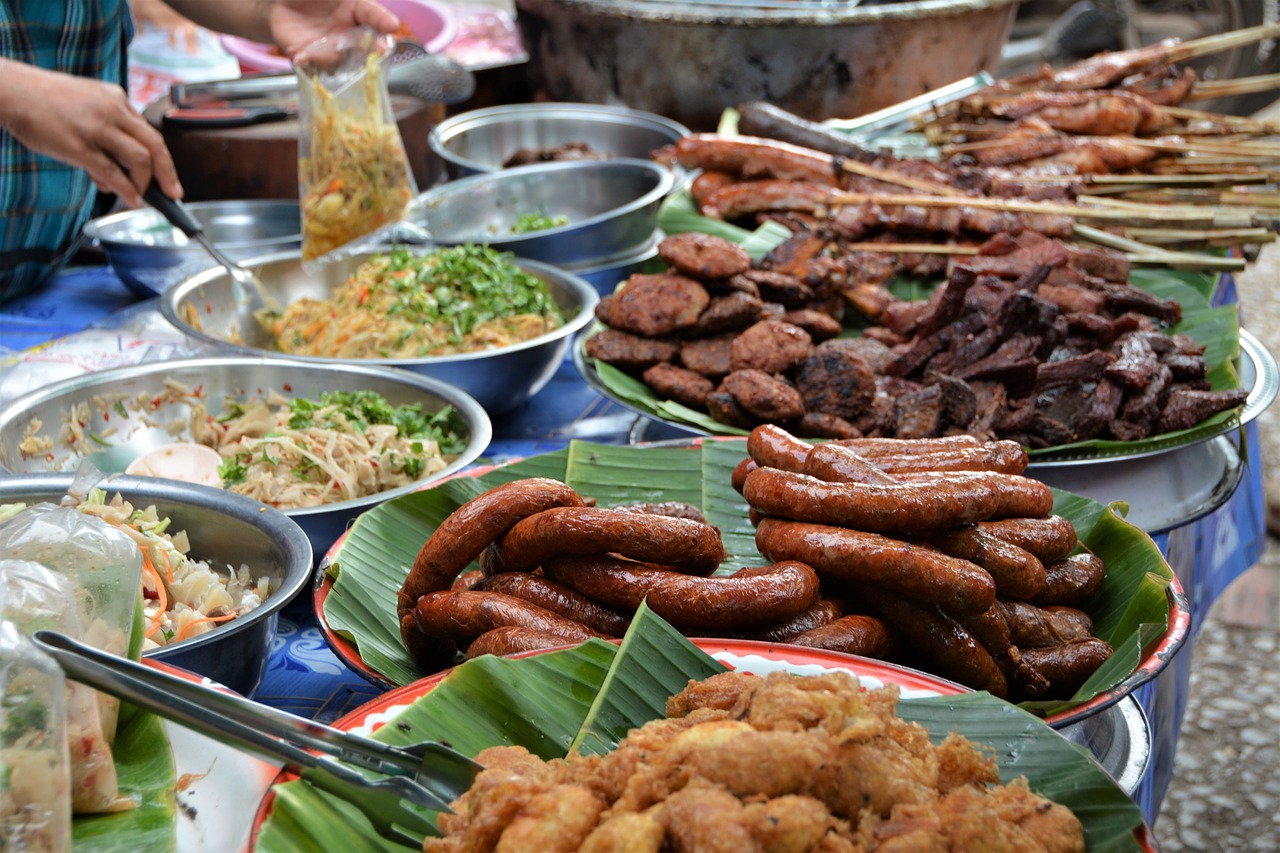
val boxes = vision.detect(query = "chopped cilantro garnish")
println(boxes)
[218,458,248,487]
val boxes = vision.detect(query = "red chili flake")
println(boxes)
[283,384,293,392]
[205,303,213,313]
[103,412,109,421]
[142,588,159,601]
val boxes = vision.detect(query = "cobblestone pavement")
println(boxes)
[1152,202,1280,851]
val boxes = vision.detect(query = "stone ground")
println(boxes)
[1152,199,1280,850]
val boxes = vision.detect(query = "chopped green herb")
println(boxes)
[218,458,248,487]
[113,401,129,419]
[510,211,569,234]
[88,432,112,447]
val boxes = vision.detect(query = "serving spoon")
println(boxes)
[141,181,281,319]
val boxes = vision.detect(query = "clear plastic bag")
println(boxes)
[0,561,133,815]
[0,619,72,850]
[0,502,143,746]
[296,27,416,264]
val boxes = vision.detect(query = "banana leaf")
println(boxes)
[632,189,1245,460]
[258,604,1143,852]
[322,440,1174,721]
[71,705,176,852]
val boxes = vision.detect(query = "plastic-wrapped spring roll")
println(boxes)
[0,618,72,851]
[0,561,133,815]
[0,504,143,744]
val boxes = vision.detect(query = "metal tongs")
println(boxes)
[33,631,481,845]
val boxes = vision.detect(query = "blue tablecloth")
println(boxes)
[2,263,1269,823]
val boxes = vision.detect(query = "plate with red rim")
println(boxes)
[249,639,1160,853]
[311,438,1191,729]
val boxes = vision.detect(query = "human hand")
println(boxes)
[0,60,182,208]
[267,0,400,60]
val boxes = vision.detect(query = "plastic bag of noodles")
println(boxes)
[295,27,416,264]
[0,618,72,849]
[0,561,134,815]
[0,501,143,747]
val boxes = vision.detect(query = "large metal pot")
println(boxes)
[514,0,1019,131]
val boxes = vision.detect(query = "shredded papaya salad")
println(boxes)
[271,245,565,358]
[298,50,414,260]
[0,490,271,649]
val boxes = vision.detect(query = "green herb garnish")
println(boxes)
[218,458,248,487]
[510,212,569,234]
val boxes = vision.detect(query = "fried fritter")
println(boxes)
[601,273,711,336]
[730,319,814,375]
[585,328,679,373]
[425,672,1084,853]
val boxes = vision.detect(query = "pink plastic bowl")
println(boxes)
[221,0,457,74]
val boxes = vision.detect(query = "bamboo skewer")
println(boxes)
[1123,227,1275,248]
[1188,72,1280,101]
[838,160,966,197]
[1073,224,1247,271]
[840,243,980,255]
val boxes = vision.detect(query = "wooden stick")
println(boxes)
[1162,23,1280,65]
[841,242,980,255]
[1188,72,1280,101]
[838,160,966,197]
[1124,227,1275,248]
[1074,223,1247,271]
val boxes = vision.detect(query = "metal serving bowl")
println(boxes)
[0,473,312,697]
[0,357,492,559]
[514,0,1018,131]
[156,250,599,414]
[83,200,301,298]
[408,159,673,266]
[428,102,690,179]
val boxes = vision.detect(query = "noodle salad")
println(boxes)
[192,389,465,508]
[270,245,565,358]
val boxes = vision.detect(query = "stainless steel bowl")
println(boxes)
[0,473,312,697]
[409,159,673,266]
[0,357,492,559]
[156,249,599,414]
[83,200,301,298]
[428,102,691,179]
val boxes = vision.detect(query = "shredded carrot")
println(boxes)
[174,613,236,643]
[326,177,344,194]
[156,547,175,583]
[301,319,326,340]
[274,320,284,337]
[356,284,370,306]
[139,548,168,638]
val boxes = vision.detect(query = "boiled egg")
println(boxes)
[125,443,224,488]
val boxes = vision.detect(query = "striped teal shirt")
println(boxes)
[0,0,133,301]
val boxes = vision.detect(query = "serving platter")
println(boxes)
[574,325,1278,466]
[252,620,1158,852]
[312,438,1188,730]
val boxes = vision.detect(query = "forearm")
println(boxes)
[161,0,274,45]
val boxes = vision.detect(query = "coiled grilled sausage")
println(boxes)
[465,626,579,659]
[473,572,631,637]
[755,517,996,615]
[1031,553,1107,605]
[858,586,1008,698]
[802,442,898,486]
[543,556,820,631]
[834,435,981,456]
[746,423,813,473]
[413,590,603,652]
[731,457,759,493]
[860,442,1030,475]
[978,516,1079,563]
[397,478,586,668]
[483,507,726,576]
[743,467,1003,533]
[611,501,708,523]
[788,614,896,659]
[919,526,1047,600]
[1018,639,1114,696]
[725,598,845,642]
[996,600,1095,647]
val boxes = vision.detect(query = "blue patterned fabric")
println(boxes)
[0,0,133,302]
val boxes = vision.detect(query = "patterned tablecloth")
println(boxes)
[1,263,1269,822]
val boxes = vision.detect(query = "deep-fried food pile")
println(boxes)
[423,671,1086,853]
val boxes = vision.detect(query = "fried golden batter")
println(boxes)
[423,672,1084,853]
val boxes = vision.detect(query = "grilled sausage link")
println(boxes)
[473,572,631,637]
[755,517,996,615]
[997,600,1095,647]
[919,526,1047,600]
[413,590,604,651]
[788,614,896,659]
[465,626,579,659]
[1018,639,1114,696]
[1031,553,1107,605]
[543,556,820,631]
[483,506,726,577]
[742,467,1003,532]
[979,515,1079,563]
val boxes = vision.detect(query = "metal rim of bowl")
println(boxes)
[0,355,494,524]
[514,0,1020,25]
[158,252,601,368]
[412,158,675,247]
[82,200,301,252]
[0,472,313,654]
[428,102,692,175]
